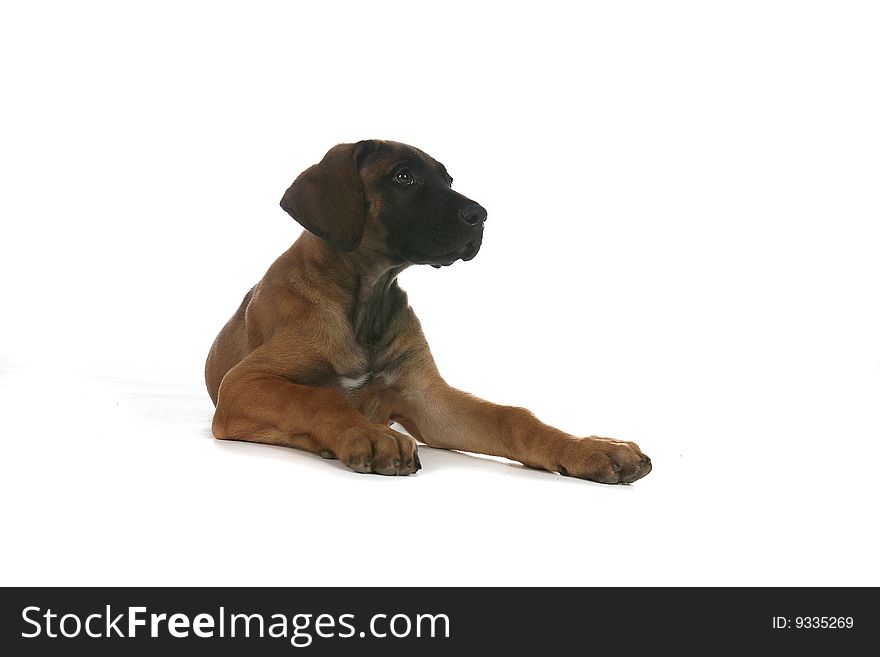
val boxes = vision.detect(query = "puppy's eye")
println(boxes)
[395,169,414,186]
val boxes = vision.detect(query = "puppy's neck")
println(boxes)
[292,233,410,347]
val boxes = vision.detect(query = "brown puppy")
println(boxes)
[205,140,651,483]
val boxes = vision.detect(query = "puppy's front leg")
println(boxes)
[395,379,651,484]
[213,357,419,476]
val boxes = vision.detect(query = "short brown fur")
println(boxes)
[205,140,651,483]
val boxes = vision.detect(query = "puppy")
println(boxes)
[205,140,651,483]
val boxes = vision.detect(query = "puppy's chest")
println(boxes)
[334,319,407,397]
[338,372,372,394]
[330,285,409,396]
[333,350,397,397]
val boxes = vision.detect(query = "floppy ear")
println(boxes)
[280,142,371,252]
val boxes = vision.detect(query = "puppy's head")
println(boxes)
[281,140,487,267]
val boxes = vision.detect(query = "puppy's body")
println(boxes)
[207,233,423,418]
[206,140,651,483]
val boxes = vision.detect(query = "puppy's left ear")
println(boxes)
[280,141,375,252]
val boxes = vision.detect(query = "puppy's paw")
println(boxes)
[336,425,421,476]
[556,436,651,484]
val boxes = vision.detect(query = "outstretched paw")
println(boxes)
[557,436,651,484]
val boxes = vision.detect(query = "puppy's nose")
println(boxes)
[460,203,488,225]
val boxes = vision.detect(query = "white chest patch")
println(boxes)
[339,374,370,392]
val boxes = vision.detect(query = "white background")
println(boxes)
[1,1,878,586]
